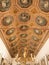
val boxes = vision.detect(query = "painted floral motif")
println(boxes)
[39,0,49,12]
[0,0,11,12]
[36,16,47,26]
[17,0,32,8]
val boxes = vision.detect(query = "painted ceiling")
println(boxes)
[0,0,49,62]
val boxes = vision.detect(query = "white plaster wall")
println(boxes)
[0,38,12,63]
[36,38,49,61]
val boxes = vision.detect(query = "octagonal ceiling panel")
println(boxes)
[0,0,49,61]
